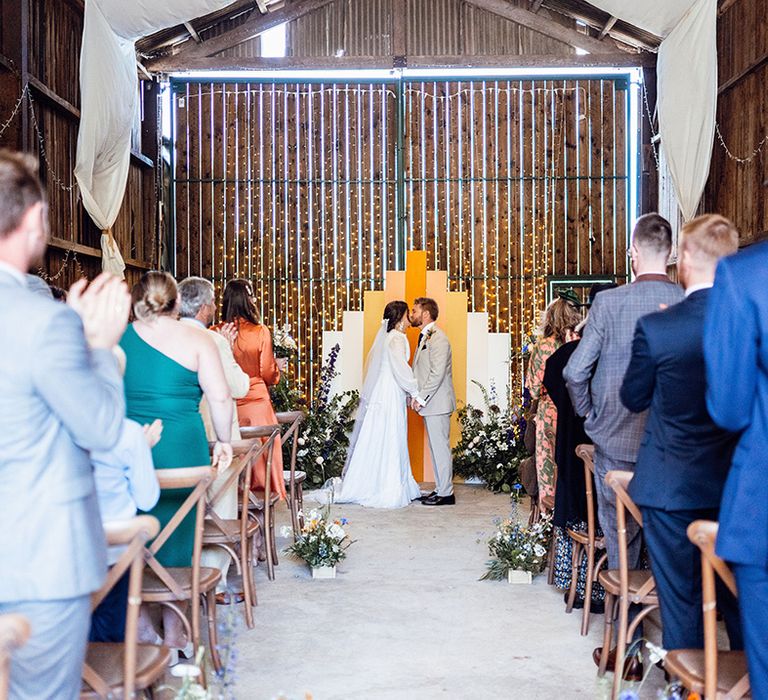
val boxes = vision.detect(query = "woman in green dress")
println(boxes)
[121,271,233,652]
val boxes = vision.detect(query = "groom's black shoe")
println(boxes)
[423,494,456,506]
[415,490,437,502]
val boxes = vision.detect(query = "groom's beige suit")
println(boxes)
[413,322,457,497]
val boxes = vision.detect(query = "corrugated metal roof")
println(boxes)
[138,0,659,61]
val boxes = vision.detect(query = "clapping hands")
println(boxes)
[143,419,163,448]
[216,322,238,349]
[67,273,130,350]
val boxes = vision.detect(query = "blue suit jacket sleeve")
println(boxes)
[564,294,605,417]
[31,307,125,452]
[704,259,758,432]
[620,318,655,414]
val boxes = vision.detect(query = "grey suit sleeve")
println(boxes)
[32,307,125,452]
[420,334,450,405]
[564,295,605,417]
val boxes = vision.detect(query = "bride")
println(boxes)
[331,300,425,508]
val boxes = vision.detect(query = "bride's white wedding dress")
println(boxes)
[331,322,424,508]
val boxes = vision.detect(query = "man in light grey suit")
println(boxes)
[0,151,130,700]
[563,213,683,671]
[410,297,457,506]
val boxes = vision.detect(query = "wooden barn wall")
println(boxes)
[703,0,768,244]
[172,78,628,399]
[0,0,158,290]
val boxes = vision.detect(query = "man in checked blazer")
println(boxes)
[410,297,457,506]
[563,214,683,664]
[0,151,130,700]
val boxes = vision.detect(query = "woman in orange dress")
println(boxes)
[221,279,286,500]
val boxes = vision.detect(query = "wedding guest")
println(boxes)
[525,296,582,511]
[621,214,742,653]
[544,284,616,611]
[704,236,768,696]
[564,213,683,676]
[220,278,286,500]
[90,405,162,643]
[49,285,67,302]
[179,276,249,604]
[120,271,233,652]
[0,150,129,700]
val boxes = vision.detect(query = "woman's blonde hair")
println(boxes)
[539,298,583,344]
[133,271,178,322]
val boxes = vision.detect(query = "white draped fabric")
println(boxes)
[75,0,232,275]
[588,0,718,221]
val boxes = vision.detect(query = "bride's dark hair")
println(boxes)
[383,300,409,332]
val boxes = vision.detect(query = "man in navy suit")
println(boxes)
[705,235,768,697]
[620,214,742,653]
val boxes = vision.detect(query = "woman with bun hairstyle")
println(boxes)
[219,278,286,499]
[120,271,233,652]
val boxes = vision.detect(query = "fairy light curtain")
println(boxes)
[172,78,628,399]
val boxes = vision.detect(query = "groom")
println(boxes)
[409,298,457,506]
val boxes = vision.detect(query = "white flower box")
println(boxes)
[311,565,336,579]
[507,569,532,584]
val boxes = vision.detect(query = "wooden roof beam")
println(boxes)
[255,0,268,12]
[147,0,334,67]
[529,0,544,11]
[599,16,618,40]
[148,51,655,73]
[463,0,622,54]
[184,21,203,44]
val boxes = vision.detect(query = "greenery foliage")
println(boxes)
[481,513,552,580]
[284,504,353,568]
[452,381,529,493]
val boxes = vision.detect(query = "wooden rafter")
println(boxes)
[529,0,544,12]
[599,16,618,40]
[148,0,334,66]
[147,51,654,73]
[463,0,621,54]
[184,21,203,44]
[255,0,269,12]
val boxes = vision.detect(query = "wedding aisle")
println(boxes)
[232,485,661,699]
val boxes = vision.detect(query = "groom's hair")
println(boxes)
[414,297,439,321]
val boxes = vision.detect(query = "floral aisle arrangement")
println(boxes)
[272,324,298,359]
[452,381,529,493]
[481,509,552,582]
[294,344,359,487]
[283,505,353,576]
[269,325,304,414]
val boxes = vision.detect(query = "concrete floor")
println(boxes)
[228,484,668,700]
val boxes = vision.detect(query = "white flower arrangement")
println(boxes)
[285,505,353,568]
[272,324,298,359]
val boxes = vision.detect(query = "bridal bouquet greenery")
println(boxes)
[481,514,552,580]
[294,344,359,487]
[453,381,528,493]
[284,506,353,568]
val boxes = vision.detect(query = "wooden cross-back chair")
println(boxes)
[664,520,750,700]
[276,411,306,539]
[599,470,659,699]
[239,425,281,580]
[81,515,170,699]
[140,466,224,673]
[203,434,277,629]
[0,614,29,700]
[565,444,608,636]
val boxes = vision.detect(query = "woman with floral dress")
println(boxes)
[524,298,582,511]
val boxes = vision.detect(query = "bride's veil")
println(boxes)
[342,319,389,476]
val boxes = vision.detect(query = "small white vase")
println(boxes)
[507,569,532,584]
[311,565,336,579]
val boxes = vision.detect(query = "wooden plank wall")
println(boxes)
[173,78,628,399]
[704,0,768,244]
[0,0,158,290]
